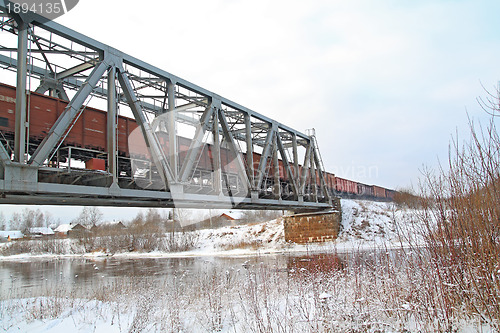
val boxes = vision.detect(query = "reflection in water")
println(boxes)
[0,249,404,300]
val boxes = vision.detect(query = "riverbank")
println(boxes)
[1,199,497,332]
[0,199,421,260]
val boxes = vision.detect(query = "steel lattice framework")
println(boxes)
[0,1,333,211]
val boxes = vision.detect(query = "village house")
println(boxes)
[67,223,90,237]
[0,230,24,242]
[26,227,55,238]
[54,224,73,237]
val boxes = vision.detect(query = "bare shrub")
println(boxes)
[418,113,500,328]
[393,188,421,209]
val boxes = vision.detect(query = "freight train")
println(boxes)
[0,82,395,201]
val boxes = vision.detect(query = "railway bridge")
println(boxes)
[0,2,335,213]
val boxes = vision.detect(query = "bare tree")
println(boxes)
[74,207,103,226]
[145,208,162,224]
[0,211,5,231]
[130,211,145,226]
[21,208,36,231]
[10,212,21,230]
[34,209,45,227]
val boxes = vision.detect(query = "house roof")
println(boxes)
[220,211,244,220]
[96,220,126,228]
[70,224,90,230]
[0,231,24,239]
[28,227,54,235]
[54,224,73,233]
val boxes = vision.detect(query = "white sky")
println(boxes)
[2,0,500,223]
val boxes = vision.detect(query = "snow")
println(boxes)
[0,199,491,332]
[0,230,24,240]
[0,298,133,333]
[54,224,72,233]
[28,227,55,235]
[0,199,424,260]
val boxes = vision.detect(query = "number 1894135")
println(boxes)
[6,2,63,15]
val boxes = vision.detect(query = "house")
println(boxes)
[100,220,126,230]
[54,224,73,237]
[220,212,243,222]
[67,223,90,236]
[184,210,245,230]
[27,227,55,238]
[218,211,244,226]
[91,220,127,234]
[0,230,24,242]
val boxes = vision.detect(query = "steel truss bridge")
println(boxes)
[0,2,333,211]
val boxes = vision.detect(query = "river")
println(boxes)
[0,251,358,300]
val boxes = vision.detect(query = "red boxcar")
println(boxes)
[335,177,357,194]
[357,183,374,197]
[373,185,386,198]
[1,82,397,201]
[0,82,138,157]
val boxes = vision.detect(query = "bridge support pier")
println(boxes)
[283,198,341,244]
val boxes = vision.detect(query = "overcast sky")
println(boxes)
[3,0,500,223]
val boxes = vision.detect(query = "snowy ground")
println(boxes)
[0,199,424,260]
[2,200,491,332]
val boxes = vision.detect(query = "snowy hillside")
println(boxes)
[173,199,417,256]
[0,199,420,259]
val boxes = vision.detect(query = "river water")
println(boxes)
[0,252,354,300]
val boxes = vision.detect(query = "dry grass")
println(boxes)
[1,249,495,332]
[0,229,199,255]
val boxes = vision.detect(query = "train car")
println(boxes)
[385,189,396,201]
[0,82,139,158]
[373,185,386,199]
[1,82,398,201]
[325,172,336,195]
[335,177,358,195]
[357,183,374,197]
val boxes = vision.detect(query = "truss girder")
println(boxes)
[29,59,111,166]
[178,104,215,182]
[0,3,333,211]
[117,65,174,187]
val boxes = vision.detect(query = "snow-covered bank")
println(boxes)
[0,199,422,260]
[1,200,496,332]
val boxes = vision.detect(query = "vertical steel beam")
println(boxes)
[218,110,251,191]
[244,113,254,188]
[117,66,174,187]
[299,144,311,195]
[14,21,28,163]
[256,123,277,190]
[107,66,117,183]
[179,104,214,182]
[30,60,110,166]
[167,81,178,180]
[276,133,298,197]
[310,148,318,202]
[272,135,280,198]
[211,102,222,195]
[292,133,299,179]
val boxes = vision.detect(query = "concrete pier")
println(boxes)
[283,207,341,244]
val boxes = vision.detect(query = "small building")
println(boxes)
[67,224,90,236]
[0,231,24,242]
[185,210,244,230]
[54,224,73,237]
[218,211,244,226]
[27,227,55,238]
[91,221,127,233]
